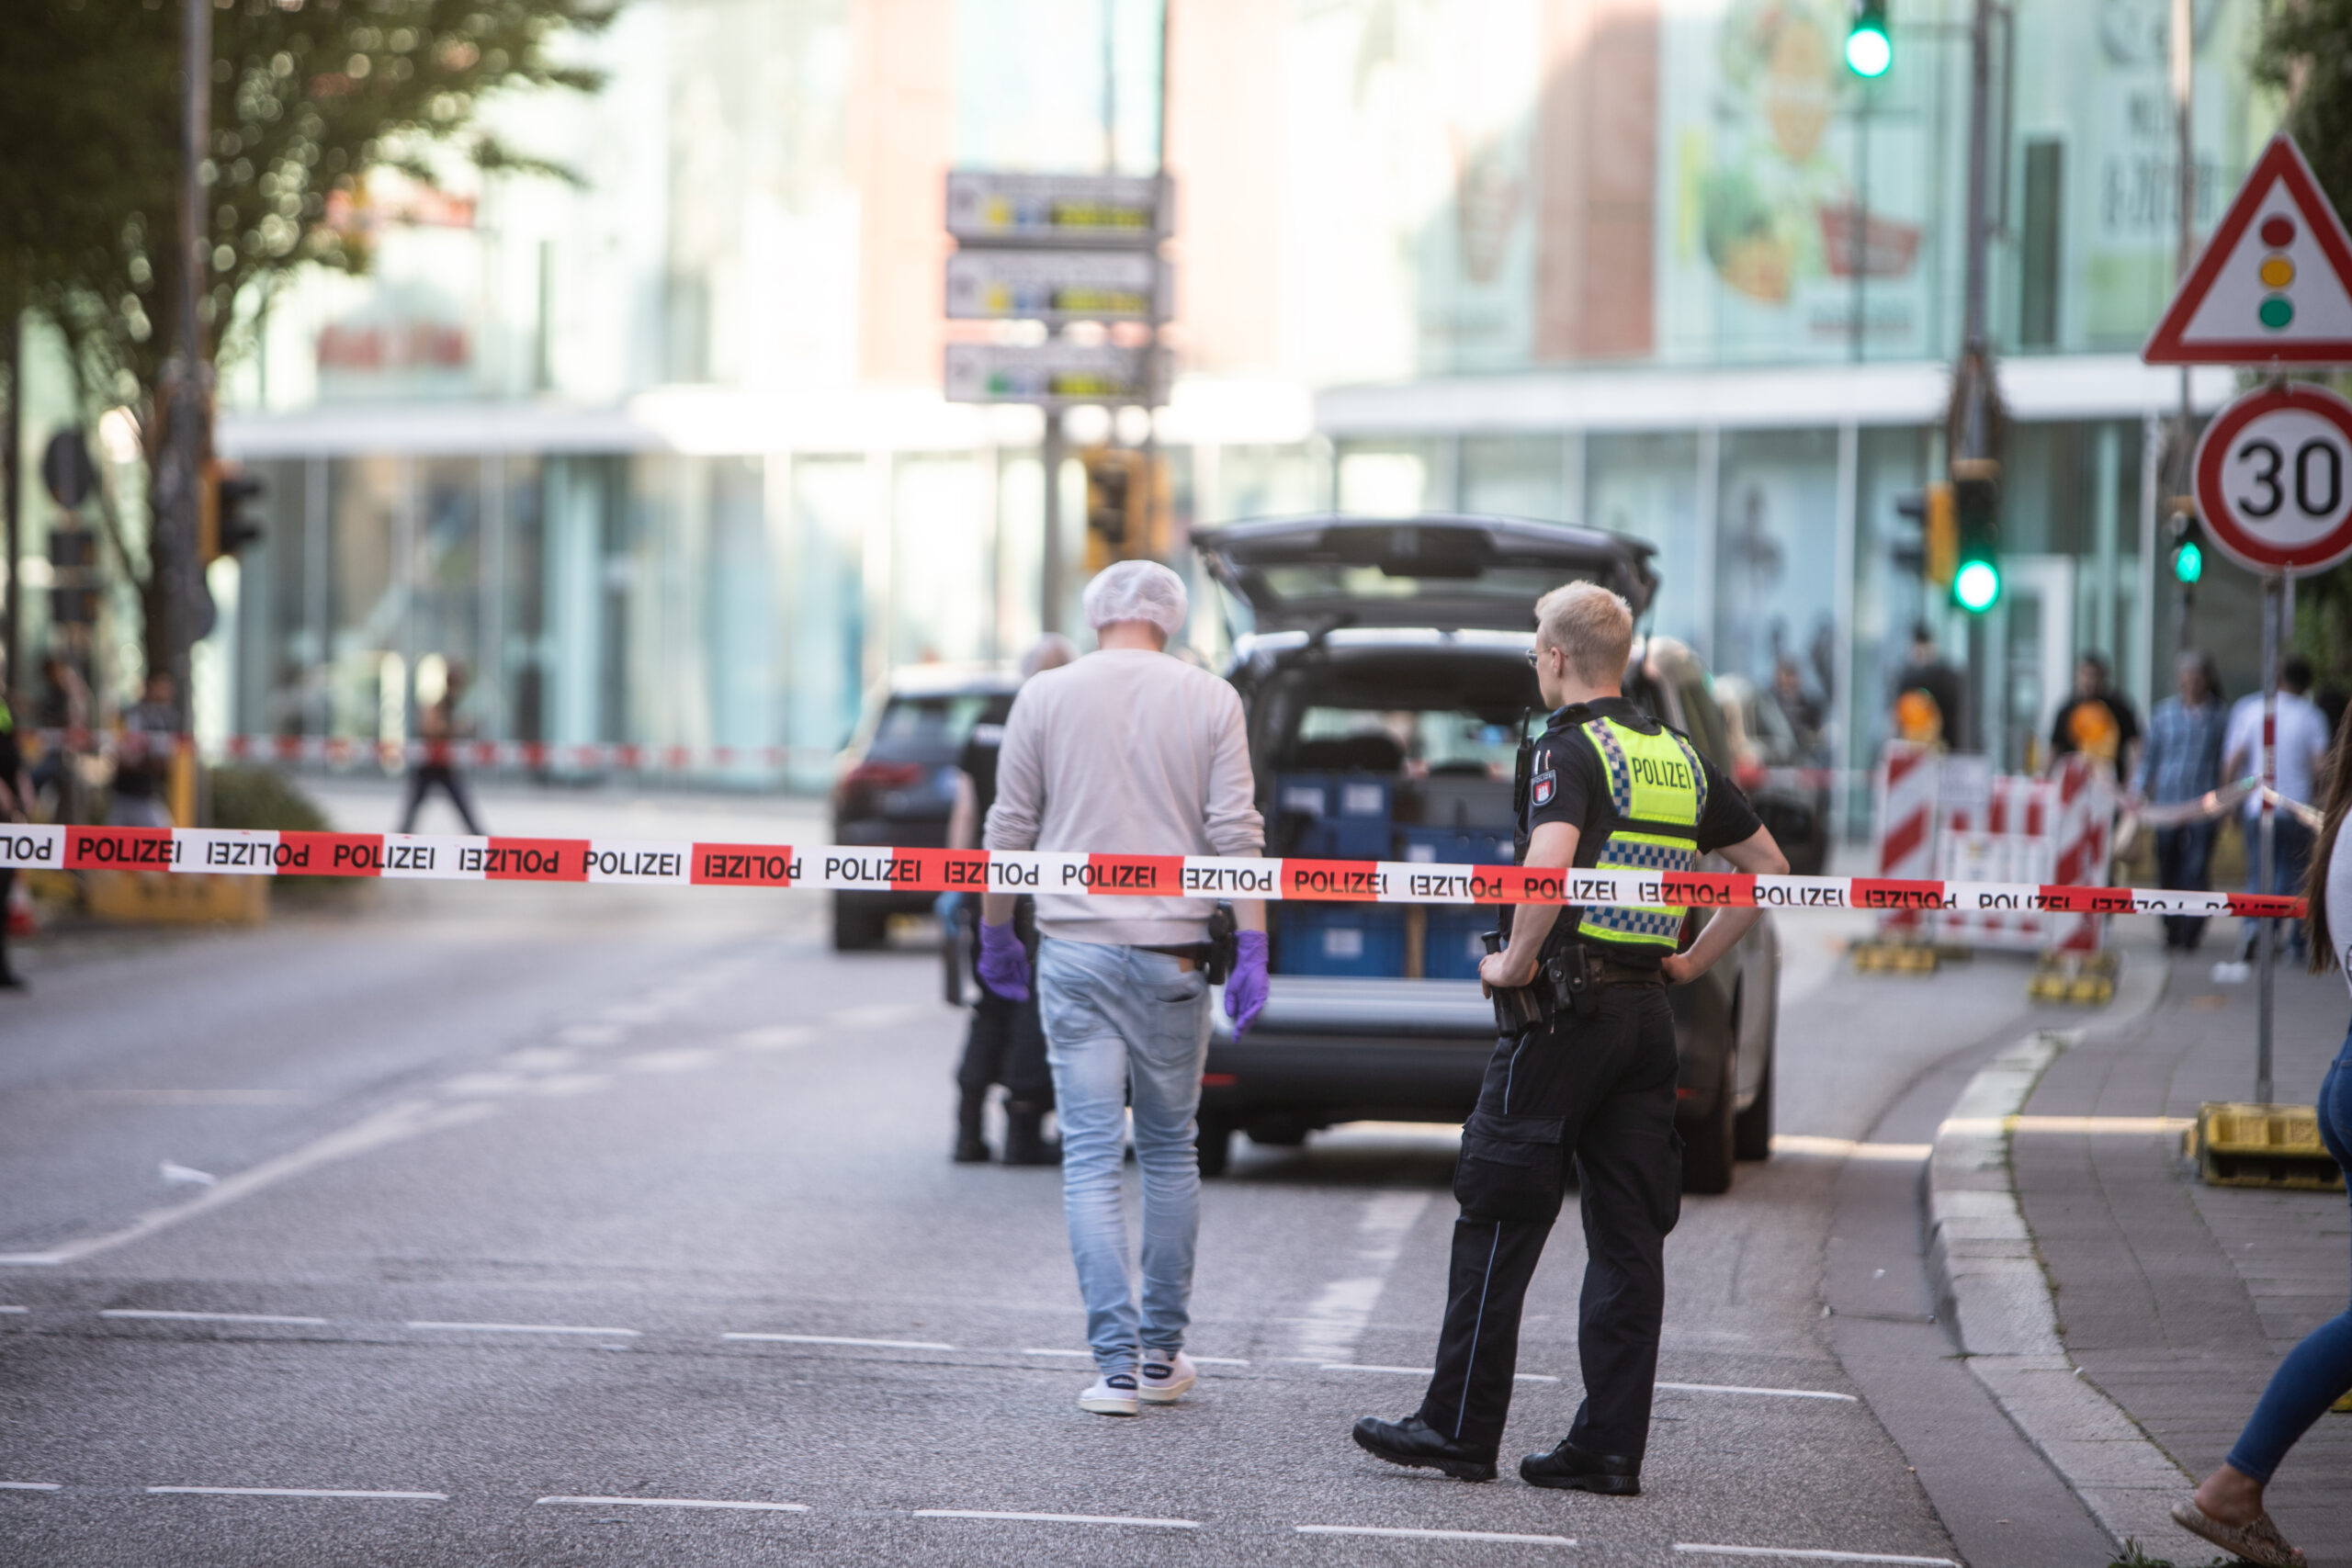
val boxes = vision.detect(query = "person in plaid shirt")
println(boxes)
[2132,650,2228,952]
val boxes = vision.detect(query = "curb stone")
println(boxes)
[1925,994,2206,1561]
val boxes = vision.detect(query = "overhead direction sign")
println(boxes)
[2193,382,2352,573]
[945,171,1170,248]
[943,342,1169,409]
[2143,134,2352,366]
[944,251,1170,324]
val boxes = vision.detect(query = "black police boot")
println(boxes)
[953,1089,990,1164]
[1351,1416,1497,1483]
[1001,1100,1061,1166]
[1520,1438,1640,1495]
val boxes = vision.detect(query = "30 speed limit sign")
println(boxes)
[2195,383,2352,573]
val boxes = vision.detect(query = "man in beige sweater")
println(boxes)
[980,560,1268,1416]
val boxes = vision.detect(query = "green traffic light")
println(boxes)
[1846,23,1892,77]
[1953,559,2000,613]
[2173,540,2203,584]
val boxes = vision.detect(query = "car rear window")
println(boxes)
[1295,706,1519,779]
[869,694,992,761]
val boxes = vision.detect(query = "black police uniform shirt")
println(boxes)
[958,695,1017,819]
[1515,695,1763,970]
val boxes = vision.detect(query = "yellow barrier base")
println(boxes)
[1851,939,1939,975]
[2188,1102,2345,1192]
[2028,952,2117,1006]
[84,872,270,928]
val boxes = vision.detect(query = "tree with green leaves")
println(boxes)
[0,0,615,684]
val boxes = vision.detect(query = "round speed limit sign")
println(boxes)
[2194,383,2352,573]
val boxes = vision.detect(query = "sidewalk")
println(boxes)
[2014,938,2350,1565]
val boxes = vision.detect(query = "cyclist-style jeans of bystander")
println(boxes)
[1036,936,1214,1380]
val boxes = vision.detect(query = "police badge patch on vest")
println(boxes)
[1530,770,1556,807]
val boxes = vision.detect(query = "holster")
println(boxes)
[1203,902,1239,986]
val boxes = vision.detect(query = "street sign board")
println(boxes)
[945,171,1170,248]
[944,251,1169,324]
[2193,382,2352,573]
[944,343,1168,409]
[2143,134,2352,367]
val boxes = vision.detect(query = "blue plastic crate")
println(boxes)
[1276,905,1408,977]
[1423,907,1496,981]
[1274,773,1332,821]
[1293,818,1395,861]
[1329,774,1394,821]
[1397,826,1514,865]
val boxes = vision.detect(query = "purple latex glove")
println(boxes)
[1225,929,1270,1037]
[977,918,1031,1001]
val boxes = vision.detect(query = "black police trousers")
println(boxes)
[956,984,1053,1105]
[1415,982,1682,1461]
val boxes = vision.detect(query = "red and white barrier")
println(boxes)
[0,823,2301,921]
[1871,741,1940,938]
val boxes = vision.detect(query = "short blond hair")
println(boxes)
[1534,581,1634,686]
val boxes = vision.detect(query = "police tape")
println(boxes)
[0,824,2309,921]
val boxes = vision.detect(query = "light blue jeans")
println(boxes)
[1036,936,1214,1378]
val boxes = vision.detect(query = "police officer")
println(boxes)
[945,635,1075,1164]
[1352,581,1787,1493]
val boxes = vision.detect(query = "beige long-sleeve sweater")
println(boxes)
[983,648,1264,945]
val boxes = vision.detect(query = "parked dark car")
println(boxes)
[1713,673,1833,877]
[1190,513,1780,1193]
[830,664,1020,950]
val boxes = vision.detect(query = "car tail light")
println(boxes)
[1733,758,1766,792]
[834,759,924,810]
[1201,1073,1238,1087]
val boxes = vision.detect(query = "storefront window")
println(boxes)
[1461,434,1566,521]
[1714,428,1840,692]
[1586,433,1701,651]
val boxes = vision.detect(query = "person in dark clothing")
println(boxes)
[0,684,28,989]
[1352,581,1786,1495]
[108,672,178,828]
[2049,651,2142,781]
[1892,624,1967,749]
[2132,650,2228,951]
[945,635,1075,1165]
[398,661,485,836]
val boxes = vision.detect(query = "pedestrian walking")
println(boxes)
[1351,581,1786,1494]
[2225,654,2332,963]
[2049,651,2142,781]
[399,661,486,836]
[979,560,1269,1417]
[29,652,89,820]
[0,678,30,990]
[1891,623,1966,749]
[945,633,1075,1166]
[107,672,178,828]
[2171,707,2352,1568]
[2132,649,2228,952]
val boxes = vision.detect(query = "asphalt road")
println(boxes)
[1,788,2120,1566]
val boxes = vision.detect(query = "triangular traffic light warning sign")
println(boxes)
[2143,134,2352,367]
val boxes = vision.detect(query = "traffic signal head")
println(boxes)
[1846,0,1892,77]
[202,466,266,564]
[1891,481,1956,586]
[1950,470,1999,614]
[2173,538,2203,584]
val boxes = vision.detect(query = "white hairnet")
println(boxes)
[1081,559,1189,637]
[1020,634,1079,678]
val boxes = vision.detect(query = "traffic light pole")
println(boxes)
[1041,408,1066,637]
[164,0,210,745]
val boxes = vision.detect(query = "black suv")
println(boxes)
[1191,514,1780,1193]
[830,664,1021,950]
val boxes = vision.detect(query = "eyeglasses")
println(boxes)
[1524,646,1548,668]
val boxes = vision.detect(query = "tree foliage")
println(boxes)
[0,0,614,660]
[2253,0,2352,219]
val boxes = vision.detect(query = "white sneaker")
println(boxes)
[1079,1371,1140,1416]
[1137,1349,1196,1404]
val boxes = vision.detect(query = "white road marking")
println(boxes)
[1022,1348,1091,1358]
[499,1047,581,1073]
[618,1046,721,1075]
[1298,1525,1575,1547]
[1,1482,62,1491]
[535,1495,808,1513]
[2,1100,498,1267]
[147,1486,447,1502]
[1657,1382,1857,1403]
[101,1309,327,1326]
[824,1003,933,1030]
[724,1332,955,1350]
[1295,1190,1433,1362]
[1673,1547,1955,1566]
[0,1305,27,1314]
[440,1072,530,1098]
[1318,1363,1556,1383]
[1193,1356,1250,1366]
[913,1509,1198,1529]
[1938,1114,2191,1137]
[407,1321,639,1337]
[1770,1135,1932,1162]
[731,1025,812,1051]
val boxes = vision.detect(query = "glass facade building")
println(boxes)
[6,0,2279,796]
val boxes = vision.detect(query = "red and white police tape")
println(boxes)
[0,824,2307,921]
